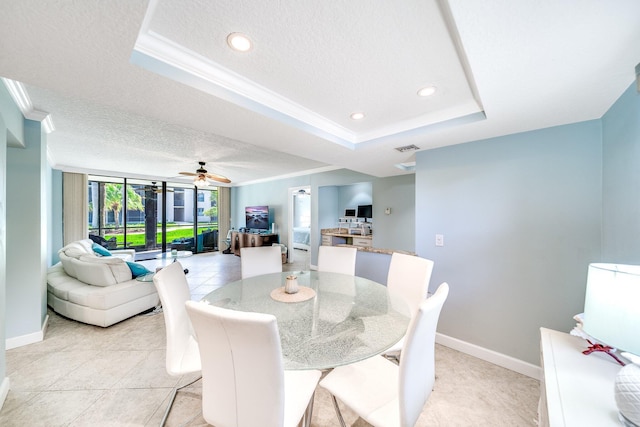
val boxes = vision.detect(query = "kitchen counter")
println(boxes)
[335,244,415,256]
[321,228,372,239]
[321,228,415,255]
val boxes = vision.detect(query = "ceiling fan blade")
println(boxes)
[205,173,231,184]
[179,172,198,177]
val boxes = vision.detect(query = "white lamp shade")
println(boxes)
[583,263,640,356]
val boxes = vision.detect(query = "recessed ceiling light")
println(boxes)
[417,85,437,97]
[350,112,365,120]
[227,32,252,52]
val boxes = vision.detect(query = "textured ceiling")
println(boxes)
[134,0,482,145]
[1,0,639,186]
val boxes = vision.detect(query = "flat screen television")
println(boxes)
[245,205,270,230]
[357,204,373,220]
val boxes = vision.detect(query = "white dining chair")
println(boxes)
[152,262,201,426]
[383,252,434,360]
[320,282,449,427]
[240,245,283,278]
[317,245,357,275]
[185,300,322,427]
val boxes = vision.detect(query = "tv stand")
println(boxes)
[231,231,279,256]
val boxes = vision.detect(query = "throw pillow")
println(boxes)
[126,261,152,278]
[92,243,112,257]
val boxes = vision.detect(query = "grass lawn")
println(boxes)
[103,224,217,247]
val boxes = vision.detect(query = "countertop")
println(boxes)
[321,228,372,239]
[336,244,415,256]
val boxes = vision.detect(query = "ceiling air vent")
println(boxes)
[394,144,420,153]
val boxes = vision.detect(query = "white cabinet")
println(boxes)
[352,237,372,248]
[539,328,622,426]
[320,232,371,248]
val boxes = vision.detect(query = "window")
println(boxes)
[88,175,221,255]
[174,190,185,207]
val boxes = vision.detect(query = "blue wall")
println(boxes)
[232,170,417,266]
[0,103,7,394]
[602,83,640,263]
[7,119,48,339]
[337,182,372,217]
[2,74,636,379]
[415,120,603,365]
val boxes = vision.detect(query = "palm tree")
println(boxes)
[104,184,143,229]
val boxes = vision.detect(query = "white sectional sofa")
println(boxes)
[47,239,159,327]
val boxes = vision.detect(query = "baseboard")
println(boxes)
[5,313,50,350]
[436,332,542,380]
[0,377,10,411]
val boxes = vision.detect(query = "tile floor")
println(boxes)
[1,249,541,426]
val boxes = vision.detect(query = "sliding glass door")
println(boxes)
[87,175,220,256]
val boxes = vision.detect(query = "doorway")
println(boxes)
[288,186,311,270]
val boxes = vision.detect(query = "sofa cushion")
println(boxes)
[60,244,88,259]
[126,261,152,278]
[59,240,93,257]
[72,254,132,287]
[58,240,95,278]
[76,239,95,253]
[92,243,112,257]
[58,253,78,278]
[47,264,87,300]
[66,279,157,311]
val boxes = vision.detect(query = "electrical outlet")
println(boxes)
[435,234,444,247]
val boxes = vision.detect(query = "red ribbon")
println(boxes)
[582,340,626,366]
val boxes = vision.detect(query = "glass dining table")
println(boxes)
[201,271,410,370]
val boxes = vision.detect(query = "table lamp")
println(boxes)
[583,263,640,426]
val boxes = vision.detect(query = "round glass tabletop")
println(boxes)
[135,272,155,282]
[201,271,410,370]
[155,250,193,260]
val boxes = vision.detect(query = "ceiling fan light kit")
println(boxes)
[194,175,209,187]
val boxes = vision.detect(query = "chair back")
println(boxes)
[398,282,449,427]
[240,246,282,279]
[185,301,286,427]
[387,253,434,316]
[240,246,283,279]
[317,246,357,275]
[153,262,200,376]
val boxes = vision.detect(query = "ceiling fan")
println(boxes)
[147,182,173,193]
[179,161,231,186]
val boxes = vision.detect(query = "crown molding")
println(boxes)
[131,13,484,147]
[131,30,357,149]
[1,78,55,133]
